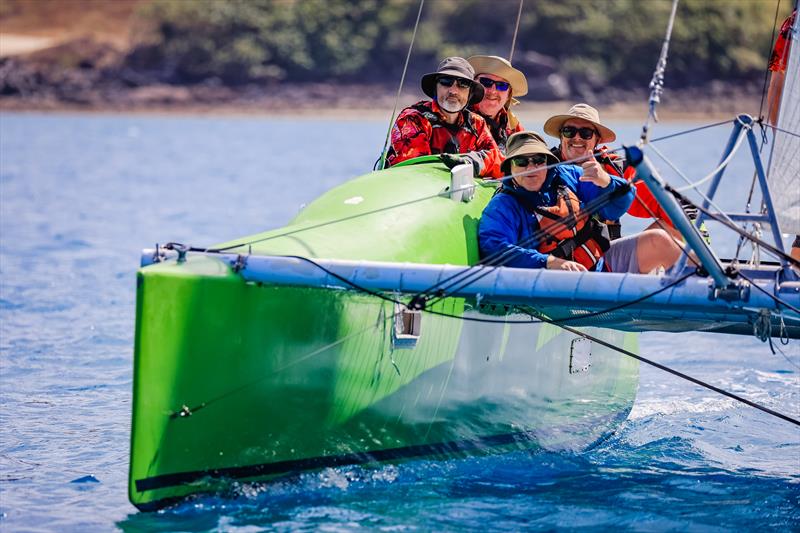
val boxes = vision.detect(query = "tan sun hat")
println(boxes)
[500,131,558,174]
[467,55,528,97]
[543,103,616,143]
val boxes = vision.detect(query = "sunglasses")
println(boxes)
[560,125,598,140]
[477,77,510,91]
[437,76,472,89]
[511,154,548,167]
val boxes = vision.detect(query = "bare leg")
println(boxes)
[645,219,683,241]
[635,229,683,274]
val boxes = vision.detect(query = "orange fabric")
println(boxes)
[387,100,503,178]
[536,186,607,270]
[596,147,672,225]
[769,11,796,73]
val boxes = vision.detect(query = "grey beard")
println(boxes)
[439,99,465,113]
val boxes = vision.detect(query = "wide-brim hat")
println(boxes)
[421,56,484,107]
[543,103,616,143]
[501,131,559,175]
[467,55,528,97]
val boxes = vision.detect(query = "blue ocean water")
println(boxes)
[0,112,797,531]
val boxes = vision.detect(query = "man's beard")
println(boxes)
[439,97,466,113]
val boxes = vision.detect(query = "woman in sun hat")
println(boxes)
[478,131,684,274]
[467,55,528,153]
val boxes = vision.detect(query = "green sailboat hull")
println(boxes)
[129,158,639,510]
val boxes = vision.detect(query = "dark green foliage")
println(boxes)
[129,0,792,89]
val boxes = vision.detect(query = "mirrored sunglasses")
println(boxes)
[560,125,598,140]
[511,154,548,167]
[437,76,472,89]
[477,77,510,91]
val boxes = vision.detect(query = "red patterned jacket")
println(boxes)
[387,100,503,178]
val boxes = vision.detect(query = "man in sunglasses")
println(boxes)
[544,104,700,243]
[478,131,684,273]
[385,57,502,178]
[467,55,527,153]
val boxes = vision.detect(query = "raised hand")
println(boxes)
[579,159,611,188]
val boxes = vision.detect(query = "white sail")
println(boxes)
[769,12,800,235]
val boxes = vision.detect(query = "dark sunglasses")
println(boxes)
[560,125,598,140]
[477,77,510,91]
[437,76,472,89]
[511,154,548,167]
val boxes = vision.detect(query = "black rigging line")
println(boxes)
[261,255,800,428]
[763,121,800,139]
[665,185,800,268]
[648,119,734,144]
[201,117,740,257]
[420,183,636,309]
[758,0,784,121]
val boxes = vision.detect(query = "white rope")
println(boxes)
[639,0,681,146]
[672,126,748,192]
[509,0,524,62]
[647,142,740,229]
[378,0,425,170]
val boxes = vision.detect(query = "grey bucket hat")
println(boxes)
[421,57,485,106]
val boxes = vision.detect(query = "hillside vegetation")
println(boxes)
[128,0,787,88]
[0,0,792,109]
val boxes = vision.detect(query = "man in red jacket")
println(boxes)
[386,57,503,178]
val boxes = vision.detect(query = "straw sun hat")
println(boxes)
[543,103,617,143]
[467,55,528,97]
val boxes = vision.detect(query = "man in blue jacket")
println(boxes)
[478,131,683,273]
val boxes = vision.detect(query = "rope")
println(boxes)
[673,124,748,192]
[377,0,425,170]
[420,183,637,308]
[648,119,733,143]
[245,255,800,429]
[509,0,524,62]
[646,142,741,230]
[664,185,800,268]
[640,0,681,146]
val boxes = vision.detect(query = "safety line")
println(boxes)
[377,0,425,170]
[281,256,800,428]
[509,0,524,62]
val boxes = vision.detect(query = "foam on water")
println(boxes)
[1,113,798,530]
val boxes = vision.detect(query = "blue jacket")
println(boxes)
[478,164,635,269]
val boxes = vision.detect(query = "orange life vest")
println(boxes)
[533,185,611,271]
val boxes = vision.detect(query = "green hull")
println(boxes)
[129,159,639,510]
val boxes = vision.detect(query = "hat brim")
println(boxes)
[467,55,528,97]
[421,71,484,106]
[543,114,616,143]
[501,142,559,175]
